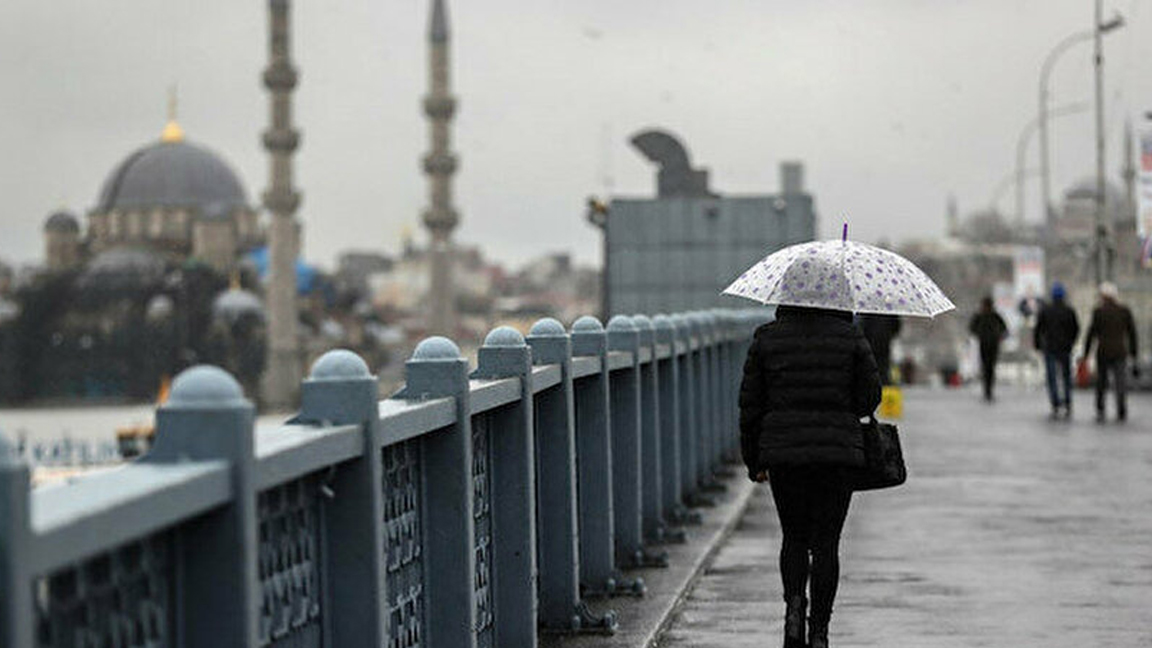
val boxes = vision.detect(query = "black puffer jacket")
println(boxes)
[1033,299,1079,355]
[739,306,882,477]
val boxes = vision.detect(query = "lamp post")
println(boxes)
[1037,14,1123,233]
[1016,101,1090,227]
[1093,2,1124,284]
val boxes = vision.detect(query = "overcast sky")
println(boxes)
[1,0,1149,271]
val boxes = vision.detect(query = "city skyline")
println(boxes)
[2,0,1150,272]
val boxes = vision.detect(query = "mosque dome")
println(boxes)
[145,294,175,321]
[77,248,168,291]
[1063,178,1126,204]
[44,210,79,233]
[212,287,264,323]
[96,127,248,215]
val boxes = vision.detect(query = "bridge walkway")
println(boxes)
[657,388,1152,648]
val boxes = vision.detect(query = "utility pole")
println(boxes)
[1094,0,1109,285]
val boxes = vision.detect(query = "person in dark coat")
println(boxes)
[858,314,901,385]
[739,305,882,648]
[968,296,1007,402]
[1083,282,1138,422]
[1034,282,1080,419]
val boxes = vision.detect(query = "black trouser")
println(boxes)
[768,465,852,626]
[979,345,999,400]
[1095,356,1128,418]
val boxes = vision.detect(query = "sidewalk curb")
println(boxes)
[643,478,758,648]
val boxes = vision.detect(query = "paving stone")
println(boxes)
[657,387,1152,647]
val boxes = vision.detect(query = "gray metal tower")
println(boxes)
[422,0,459,336]
[261,0,303,409]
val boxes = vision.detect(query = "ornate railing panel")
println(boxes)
[383,439,424,648]
[0,309,768,648]
[257,474,324,648]
[34,532,173,648]
[470,413,494,648]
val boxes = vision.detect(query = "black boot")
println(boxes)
[783,595,806,648]
[808,621,828,648]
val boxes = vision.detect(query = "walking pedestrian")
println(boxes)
[739,305,882,648]
[859,313,901,385]
[968,296,1008,402]
[1034,282,1079,419]
[1082,282,1138,422]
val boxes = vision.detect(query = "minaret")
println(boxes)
[261,0,303,409]
[946,193,959,237]
[422,0,459,336]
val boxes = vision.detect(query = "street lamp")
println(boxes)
[1037,13,1124,233]
[1016,101,1090,227]
[993,168,1040,216]
[1093,2,1124,284]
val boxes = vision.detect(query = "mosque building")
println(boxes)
[2,107,275,403]
[43,107,262,274]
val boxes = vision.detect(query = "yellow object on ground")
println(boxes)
[879,385,903,419]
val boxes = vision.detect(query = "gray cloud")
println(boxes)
[1,0,1147,270]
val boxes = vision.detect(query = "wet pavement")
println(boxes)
[656,387,1152,647]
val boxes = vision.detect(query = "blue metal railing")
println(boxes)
[0,309,770,648]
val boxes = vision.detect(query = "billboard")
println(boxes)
[1137,128,1152,267]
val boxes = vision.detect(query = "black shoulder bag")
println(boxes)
[850,416,907,491]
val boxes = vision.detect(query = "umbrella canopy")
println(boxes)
[723,239,954,317]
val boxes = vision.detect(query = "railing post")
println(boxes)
[472,327,538,647]
[396,337,477,648]
[150,365,259,647]
[0,437,33,648]
[571,316,641,596]
[701,313,723,481]
[652,315,694,531]
[705,312,736,474]
[727,311,747,460]
[694,313,725,493]
[605,315,643,569]
[526,319,617,633]
[300,349,386,648]
[721,311,740,461]
[673,315,709,509]
[630,314,663,544]
[607,316,667,571]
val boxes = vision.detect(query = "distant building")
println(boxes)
[1047,177,1152,352]
[368,237,497,340]
[497,252,600,325]
[336,251,394,298]
[4,111,283,404]
[45,116,262,275]
[598,129,816,315]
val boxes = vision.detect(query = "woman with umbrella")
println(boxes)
[726,231,953,648]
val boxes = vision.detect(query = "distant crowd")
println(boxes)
[859,282,1140,422]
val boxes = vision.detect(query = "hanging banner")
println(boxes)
[1138,129,1152,267]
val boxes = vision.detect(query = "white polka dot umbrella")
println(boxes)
[722,238,955,318]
